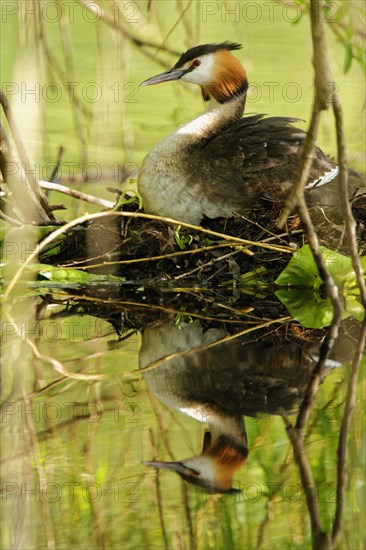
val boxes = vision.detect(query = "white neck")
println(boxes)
[175,96,245,140]
[179,404,246,441]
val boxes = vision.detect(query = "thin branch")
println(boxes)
[77,0,180,66]
[58,13,89,165]
[283,412,322,537]
[0,211,23,227]
[60,242,240,268]
[332,98,366,310]
[332,322,366,546]
[173,246,243,281]
[39,180,115,209]
[23,393,56,550]
[49,146,65,183]
[46,291,258,327]
[148,429,169,550]
[27,338,108,381]
[0,120,11,180]
[329,92,366,545]
[3,210,298,300]
[293,201,342,433]
[294,304,340,434]
[277,106,321,227]
[0,91,54,223]
[278,0,335,227]
[136,316,291,377]
[160,0,193,49]
[278,1,352,548]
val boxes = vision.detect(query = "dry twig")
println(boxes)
[332,323,366,546]
[0,91,54,223]
[3,210,297,299]
[39,180,115,209]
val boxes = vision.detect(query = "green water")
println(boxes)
[1,1,365,549]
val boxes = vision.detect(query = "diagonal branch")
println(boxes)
[332,322,366,546]
[77,0,180,66]
[0,91,55,223]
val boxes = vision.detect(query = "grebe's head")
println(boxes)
[142,432,247,494]
[140,42,248,104]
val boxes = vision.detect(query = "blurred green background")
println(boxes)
[1,1,365,548]
[1,0,365,199]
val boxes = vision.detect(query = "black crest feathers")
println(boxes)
[174,42,242,68]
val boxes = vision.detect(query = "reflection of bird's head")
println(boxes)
[140,42,248,104]
[143,432,248,494]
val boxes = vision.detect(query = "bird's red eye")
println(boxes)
[191,59,201,68]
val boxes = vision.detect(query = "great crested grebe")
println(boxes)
[139,41,364,225]
[140,320,348,493]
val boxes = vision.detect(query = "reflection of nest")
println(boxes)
[41,195,366,287]
[39,280,361,354]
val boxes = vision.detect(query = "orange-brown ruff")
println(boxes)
[139,42,365,225]
[140,319,248,493]
[204,434,247,491]
[201,49,247,103]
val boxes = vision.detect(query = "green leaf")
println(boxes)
[39,267,92,284]
[275,248,319,287]
[275,287,336,328]
[174,225,193,250]
[29,263,125,284]
[275,245,365,328]
[275,245,356,287]
[239,266,267,284]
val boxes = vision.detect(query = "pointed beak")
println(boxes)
[142,460,198,476]
[140,68,187,87]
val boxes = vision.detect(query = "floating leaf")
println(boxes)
[275,245,365,328]
[30,264,125,284]
[275,287,334,328]
[38,266,92,284]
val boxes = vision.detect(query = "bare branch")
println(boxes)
[279,0,344,435]
[0,211,23,227]
[332,99,366,309]
[0,91,55,223]
[39,180,115,209]
[277,2,362,547]
[77,0,180,67]
[332,322,366,545]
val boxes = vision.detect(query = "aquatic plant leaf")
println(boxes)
[31,264,125,284]
[276,245,354,287]
[275,287,336,328]
[275,245,365,328]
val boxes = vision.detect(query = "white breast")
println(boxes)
[138,102,241,224]
[138,131,204,224]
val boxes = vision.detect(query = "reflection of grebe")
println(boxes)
[139,42,365,225]
[140,321,345,493]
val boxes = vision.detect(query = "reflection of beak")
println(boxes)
[140,68,187,87]
[142,460,199,476]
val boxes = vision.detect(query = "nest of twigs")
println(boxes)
[41,193,366,287]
